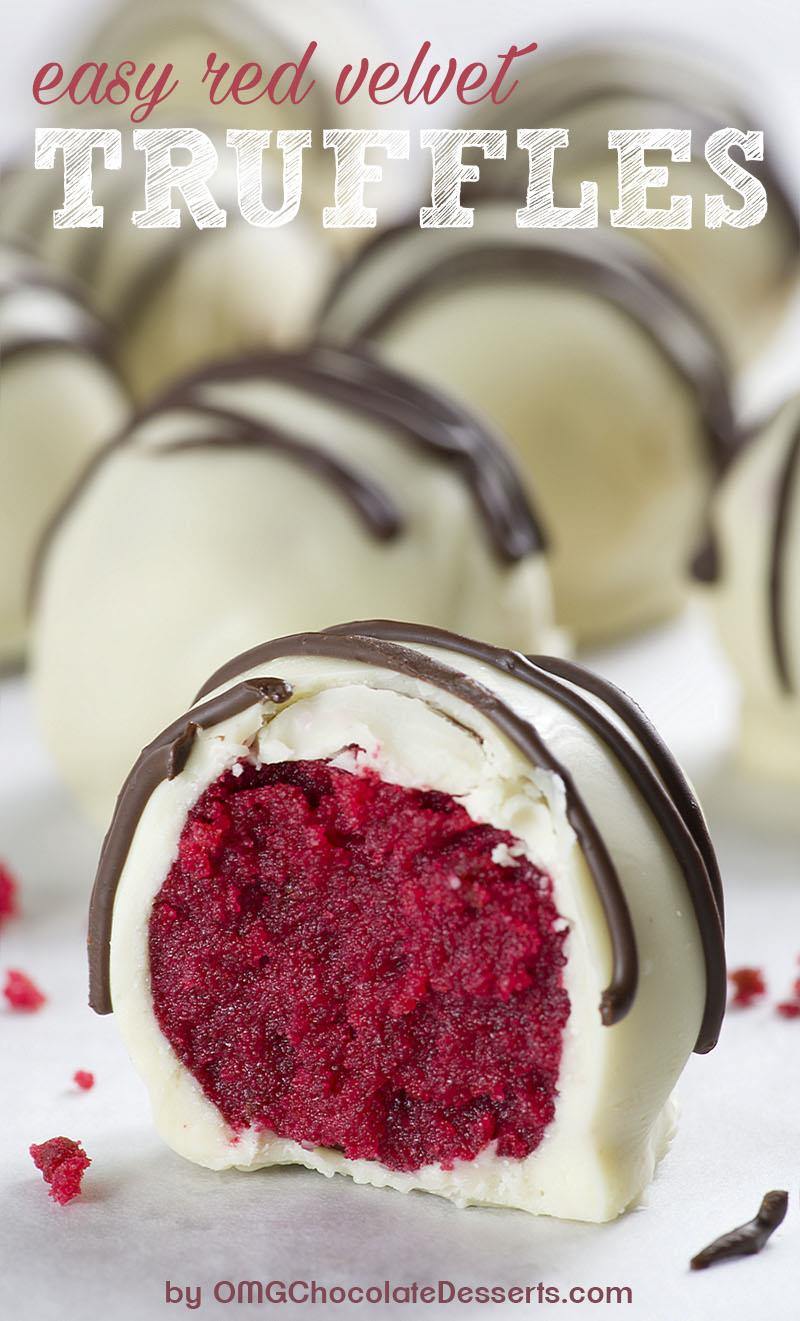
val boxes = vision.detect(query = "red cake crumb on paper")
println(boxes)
[30,1137,91,1205]
[0,862,19,927]
[728,967,767,1008]
[774,956,800,1020]
[3,968,46,1011]
[149,758,570,1173]
[73,1070,95,1091]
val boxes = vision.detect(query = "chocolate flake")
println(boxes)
[690,1191,789,1270]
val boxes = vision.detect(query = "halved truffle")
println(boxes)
[89,621,725,1222]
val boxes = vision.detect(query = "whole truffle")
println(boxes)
[467,39,800,366]
[32,348,556,825]
[696,394,800,784]
[0,245,128,665]
[320,213,737,644]
[2,149,333,401]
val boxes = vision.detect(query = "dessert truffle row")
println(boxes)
[31,347,555,825]
[466,40,800,365]
[1,148,332,400]
[0,243,128,663]
[89,620,725,1222]
[319,217,738,643]
[695,394,800,783]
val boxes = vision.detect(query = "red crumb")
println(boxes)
[30,1137,90,1205]
[4,968,46,1011]
[773,955,800,1019]
[73,1071,95,1091]
[149,758,570,1173]
[0,862,18,926]
[728,967,767,1008]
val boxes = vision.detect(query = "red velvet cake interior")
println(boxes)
[148,757,570,1172]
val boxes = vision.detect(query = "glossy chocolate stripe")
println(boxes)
[770,424,800,693]
[88,676,294,1014]
[158,346,546,561]
[91,630,637,1028]
[319,620,725,1053]
[1,255,119,369]
[532,654,724,919]
[472,66,800,267]
[1,332,114,368]
[159,405,402,541]
[34,346,540,612]
[324,239,735,474]
[197,630,639,1030]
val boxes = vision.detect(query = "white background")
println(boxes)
[1,3,800,1320]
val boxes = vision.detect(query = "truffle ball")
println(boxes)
[32,348,556,824]
[695,394,800,783]
[0,245,128,665]
[467,40,800,366]
[320,212,737,644]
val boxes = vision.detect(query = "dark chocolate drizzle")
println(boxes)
[88,622,725,1058]
[32,347,545,611]
[155,346,546,562]
[87,675,293,1012]
[0,253,118,369]
[321,234,737,475]
[690,1191,789,1270]
[692,411,799,695]
[690,536,721,585]
[158,407,402,543]
[469,51,800,274]
[769,425,800,694]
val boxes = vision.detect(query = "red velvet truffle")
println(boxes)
[149,758,570,1172]
[30,1137,91,1204]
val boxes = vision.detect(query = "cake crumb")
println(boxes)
[4,968,46,1012]
[30,1137,91,1205]
[728,967,766,1008]
[0,862,19,927]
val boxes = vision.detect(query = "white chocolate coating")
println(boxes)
[73,0,394,217]
[32,357,557,825]
[468,41,800,366]
[321,216,729,645]
[1,152,333,402]
[0,247,129,664]
[701,395,800,784]
[107,638,709,1222]
[116,185,332,400]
